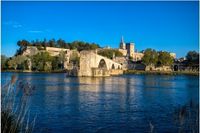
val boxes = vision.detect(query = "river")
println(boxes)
[1,72,199,133]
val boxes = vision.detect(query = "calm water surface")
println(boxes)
[1,72,199,133]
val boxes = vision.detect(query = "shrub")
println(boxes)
[1,75,36,133]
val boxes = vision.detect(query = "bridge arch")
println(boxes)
[98,59,107,70]
[118,65,121,69]
[112,64,115,69]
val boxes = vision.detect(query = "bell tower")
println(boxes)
[119,36,126,50]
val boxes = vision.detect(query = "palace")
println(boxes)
[118,36,144,61]
[117,36,176,60]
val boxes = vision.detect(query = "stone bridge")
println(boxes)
[78,51,123,77]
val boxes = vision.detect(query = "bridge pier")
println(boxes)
[77,50,123,77]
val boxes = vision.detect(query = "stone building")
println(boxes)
[22,46,79,70]
[118,36,144,61]
[117,36,176,61]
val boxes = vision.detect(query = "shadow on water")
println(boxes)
[1,73,199,133]
[173,100,199,133]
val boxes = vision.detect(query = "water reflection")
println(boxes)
[1,72,199,133]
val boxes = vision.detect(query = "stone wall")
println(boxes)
[131,52,144,61]
[22,46,39,56]
[79,51,122,76]
[145,65,172,71]
[92,68,110,77]
[113,57,128,70]
[118,49,127,56]
[110,69,124,75]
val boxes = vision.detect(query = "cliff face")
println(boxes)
[22,46,39,56]
[21,46,80,70]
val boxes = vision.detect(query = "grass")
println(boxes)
[1,75,36,133]
[173,100,199,133]
[124,70,199,76]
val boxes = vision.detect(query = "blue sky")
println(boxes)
[2,1,199,58]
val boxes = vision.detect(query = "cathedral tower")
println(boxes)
[119,36,126,50]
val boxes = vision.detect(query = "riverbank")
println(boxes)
[1,70,67,73]
[124,70,199,76]
[2,70,199,76]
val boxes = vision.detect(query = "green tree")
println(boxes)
[52,56,61,70]
[58,51,66,69]
[69,41,100,51]
[1,55,9,70]
[69,51,80,66]
[57,39,70,49]
[186,51,199,66]
[31,52,53,71]
[7,55,27,70]
[16,40,30,56]
[142,48,158,66]
[157,51,174,66]
[98,49,123,59]
[17,40,30,47]
[90,43,100,50]
[49,39,56,47]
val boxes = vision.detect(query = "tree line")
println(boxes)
[16,39,100,55]
[98,49,123,59]
[141,49,199,67]
[1,51,79,72]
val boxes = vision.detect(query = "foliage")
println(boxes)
[70,41,100,51]
[58,51,66,63]
[173,100,198,133]
[142,49,158,66]
[1,55,9,70]
[16,39,100,55]
[69,51,80,66]
[57,39,70,49]
[142,49,175,66]
[17,40,30,47]
[52,56,61,70]
[98,49,123,59]
[7,55,27,70]
[186,51,199,66]
[51,51,67,70]
[157,51,174,66]
[129,56,133,60]
[1,75,36,133]
[31,52,53,71]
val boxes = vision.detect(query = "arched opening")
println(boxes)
[174,65,178,71]
[98,59,107,70]
[112,64,115,69]
[118,66,120,69]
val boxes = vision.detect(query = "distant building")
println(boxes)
[117,36,176,61]
[119,36,126,50]
[170,53,176,59]
[22,46,80,69]
[118,36,144,61]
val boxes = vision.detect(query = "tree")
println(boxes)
[57,39,66,48]
[7,55,27,70]
[42,38,47,47]
[31,52,53,71]
[186,51,199,65]
[157,51,174,66]
[98,49,123,59]
[1,55,9,70]
[142,48,158,66]
[17,40,30,47]
[49,39,56,47]
[52,56,61,70]
[69,51,80,66]
[90,43,100,50]
[69,41,100,51]
[58,51,66,69]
